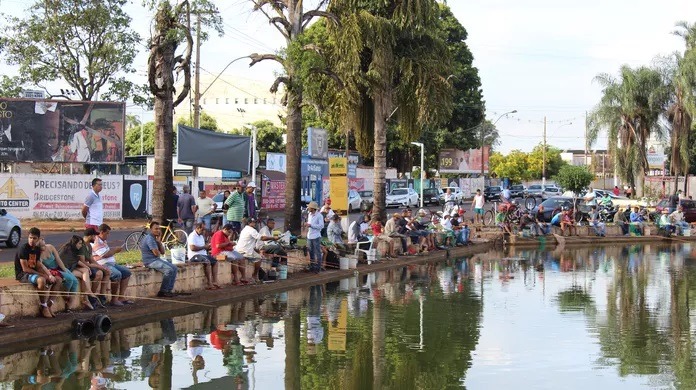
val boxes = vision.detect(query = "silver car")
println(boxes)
[0,209,21,247]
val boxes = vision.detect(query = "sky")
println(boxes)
[2,0,696,154]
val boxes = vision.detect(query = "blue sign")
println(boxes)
[301,155,329,177]
[222,170,242,181]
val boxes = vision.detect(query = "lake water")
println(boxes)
[2,243,696,389]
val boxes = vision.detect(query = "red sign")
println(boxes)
[262,180,285,211]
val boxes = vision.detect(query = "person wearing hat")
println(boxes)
[659,208,676,236]
[237,218,278,282]
[306,201,324,273]
[669,204,689,235]
[243,181,258,220]
[588,205,606,237]
[225,181,246,234]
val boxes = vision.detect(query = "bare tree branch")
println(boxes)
[302,10,339,30]
[249,53,284,67]
[269,16,291,35]
[173,21,193,107]
[250,0,289,40]
[270,76,290,94]
[309,68,344,89]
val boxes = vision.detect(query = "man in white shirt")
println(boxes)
[584,187,596,206]
[471,189,485,225]
[305,201,324,273]
[237,218,277,282]
[194,190,216,231]
[187,222,220,290]
[82,178,103,230]
[92,224,132,306]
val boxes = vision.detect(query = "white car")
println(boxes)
[0,209,21,247]
[439,186,464,204]
[348,190,362,213]
[386,188,419,208]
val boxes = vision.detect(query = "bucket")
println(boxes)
[339,257,350,270]
[684,228,691,237]
[340,278,350,291]
[367,249,377,262]
[349,257,358,269]
[278,265,288,280]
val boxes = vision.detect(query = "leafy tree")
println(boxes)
[177,111,220,131]
[233,120,285,153]
[125,122,155,156]
[328,0,453,221]
[0,0,142,103]
[489,150,530,183]
[554,165,595,194]
[588,65,670,196]
[0,75,23,98]
[527,143,566,179]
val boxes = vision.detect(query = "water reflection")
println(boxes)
[3,243,696,389]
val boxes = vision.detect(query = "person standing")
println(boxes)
[471,189,485,225]
[221,190,231,227]
[613,186,620,196]
[81,178,103,230]
[140,221,179,298]
[177,185,197,234]
[243,182,258,220]
[225,182,245,234]
[305,202,324,273]
[164,185,179,223]
[194,190,216,231]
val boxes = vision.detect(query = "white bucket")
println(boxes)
[340,278,350,291]
[278,265,288,280]
[367,249,377,262]
[339,257,350,270]
[349,257,358,269]
[684,228,691,237]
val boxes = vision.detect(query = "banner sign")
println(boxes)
[329,157,348,213]
[438,147,490,174]
[122,178,147,218]
[266,152,287,173]
[0,98,125,163]
[301,156,329,177]
[261,180,286,211]
[647,145,666,169]
[0,174,122,219]
[329,157,348,176]
[307,127,328,159]
[178,125,250,172]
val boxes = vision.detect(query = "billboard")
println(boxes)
[0,98,125,163]
[438,147,490,174]
[647,144,666,169]
[307,127,328,159]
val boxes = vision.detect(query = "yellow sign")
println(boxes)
[328,299,348,351]
[0,177,28,199]
[329,157,348,176]
[329,176,348,213]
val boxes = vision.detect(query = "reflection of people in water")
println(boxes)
[307,285,324,353]
[189,335,208,384]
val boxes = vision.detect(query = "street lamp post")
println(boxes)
[244,124,258,184]
[481,110,517,177]
[411,142,424,208]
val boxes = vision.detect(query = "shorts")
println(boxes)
[85,224,99,231]
[190,254,218,266]
[474,208,484,215]
[18,272,40,285]
[89,267,101,279]
[218,250,244,261]
[105,264,132,281]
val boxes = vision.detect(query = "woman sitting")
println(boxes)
[58,235,102,310]
[40,238,79,313]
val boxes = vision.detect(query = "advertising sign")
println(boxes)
[0,98,125,163]
[307,127,328,159]
[647,145,666,169]
[262,180,286,211]
[438,147,490,174]
[122,178,148,219]
[329,157,348,176]
[329,157,348,212]
[0,174,122,219]
[266,152,287,173]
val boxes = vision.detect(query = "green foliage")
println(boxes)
[489,145,565,182]
[177,111,220,131]
[0,0,141,102]
[125,122,156,156]
[232,120,285,153]
[0,75,23,98]
[527,143,566,179]
[554,165,595,194]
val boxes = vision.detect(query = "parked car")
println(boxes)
[359,190,374,211]
[386,188,419,208]
[422,188,441,205]
[509,184,526,198]
[654,198,696,222]
[526,184,544,198]
[348,189,362,213]
[563,189,644,209]
[530,196,590,223]
[0,209,21,248]
[483,186,502,201]
[439,186,464,204]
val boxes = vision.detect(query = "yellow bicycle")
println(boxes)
[124,216,187,251]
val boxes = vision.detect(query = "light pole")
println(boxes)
[411,142,424,207]
[244,124,258,184]
[481,110,517,177]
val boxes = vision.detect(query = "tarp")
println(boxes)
[177,124,250,172]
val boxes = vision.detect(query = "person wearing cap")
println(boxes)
[659,208,676,236]
[629,205,645,235]
[225,182,246,234]
[320,199,335,220]
[670,204,689,235]
[588,205,606,237]
[237,217,278,282]
[243,182,258,220]
[177,185,197,234]
[305,201,324,273]
[211,224,245,285]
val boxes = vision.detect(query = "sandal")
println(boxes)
[120,300,135,305]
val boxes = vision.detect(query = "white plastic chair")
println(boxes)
[354,236,377,264]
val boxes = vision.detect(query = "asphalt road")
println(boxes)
[0,229,137,264]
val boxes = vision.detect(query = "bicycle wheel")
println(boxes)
[124,231,144,252]
[524,196,536,210]
[483,210,495,226]
[164,229,188,250]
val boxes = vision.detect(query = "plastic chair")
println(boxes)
[354,236,377,264]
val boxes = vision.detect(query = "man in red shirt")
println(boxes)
[211,224,246,285]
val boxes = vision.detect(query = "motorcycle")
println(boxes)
[597,205,617,223]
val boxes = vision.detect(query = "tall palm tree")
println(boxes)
[588,65,669,197]
[667,22,696,190]
[327,0,453,221]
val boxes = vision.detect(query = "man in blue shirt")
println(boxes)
[501,187,512,204]
[629,206,645,235]
[140,221,179,298]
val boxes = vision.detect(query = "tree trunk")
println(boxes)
[372,91,388,222]
[285,87,303,234]
[284,310,301,390]
[372,299,386,390]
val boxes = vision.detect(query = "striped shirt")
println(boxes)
[225,191,245,222]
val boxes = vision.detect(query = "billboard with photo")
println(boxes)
[0,98,125,163]
[307,127,328,159]
[438,147,490,174]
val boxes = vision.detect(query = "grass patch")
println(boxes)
[0,250,144,279]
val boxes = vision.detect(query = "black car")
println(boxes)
[530,196,591,222]
[509,185,526,198]
[484,186,502,201]
[422,187,440,205]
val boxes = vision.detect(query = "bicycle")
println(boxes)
[482,201,498,226]
[124,215,188,252]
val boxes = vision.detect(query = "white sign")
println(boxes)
[266,152,287,173]
[0,174,122,220]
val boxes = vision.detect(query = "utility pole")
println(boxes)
[480,124,485,178]
[193,13,202,129]
[584,111,589,166]
[542,116,547,187]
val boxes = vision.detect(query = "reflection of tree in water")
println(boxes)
[556,285,596,314]
[595,247,670,377]
[670,261,696,389]
[297,265,483,389]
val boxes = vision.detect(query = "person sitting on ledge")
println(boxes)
[140,221,180,298]
[629,206,645,235]
[187,222,221,290]
[670,205,690,235]
[560,209,577,237]
[211,223,245,285]
[15,227,60,318]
